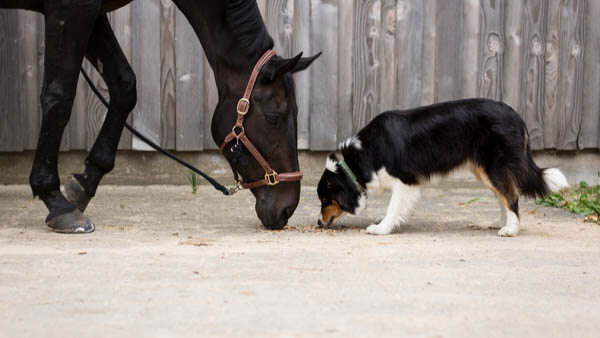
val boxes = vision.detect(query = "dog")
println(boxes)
[317,98,569,237]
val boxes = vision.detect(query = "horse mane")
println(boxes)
[224,0,274,60]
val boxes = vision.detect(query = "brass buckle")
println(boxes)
[265,171,279,186]
[237,98,250,115]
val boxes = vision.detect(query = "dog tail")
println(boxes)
[519,133,569,198]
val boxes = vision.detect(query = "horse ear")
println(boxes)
[290,52,322,73]
[263,52,322,81]
[264,53,303,81]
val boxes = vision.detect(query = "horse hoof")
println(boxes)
[46,209,95,234]
[64,175,92,212]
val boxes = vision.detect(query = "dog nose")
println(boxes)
[317,219,324,228]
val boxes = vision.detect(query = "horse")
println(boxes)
[0,0,320,233]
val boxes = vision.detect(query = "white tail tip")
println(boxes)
[543,168,569,193]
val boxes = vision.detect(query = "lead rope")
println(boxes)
[80,68,240,196]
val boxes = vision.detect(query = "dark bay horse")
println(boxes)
[0,0,320,233]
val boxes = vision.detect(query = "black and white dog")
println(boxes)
[317,98,569,237]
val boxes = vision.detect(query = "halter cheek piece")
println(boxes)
[219,50,303,190]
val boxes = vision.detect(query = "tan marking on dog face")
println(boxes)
[320,200,345,225]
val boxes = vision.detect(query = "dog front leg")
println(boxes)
[366,181,421,235]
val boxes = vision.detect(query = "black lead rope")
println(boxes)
[80,68,231,196]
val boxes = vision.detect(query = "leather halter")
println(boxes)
[219,50,303,190]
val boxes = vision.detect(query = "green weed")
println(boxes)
[536,173,600,224]
[188,171,199,194]
[459,198,481,206]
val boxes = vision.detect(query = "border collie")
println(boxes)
[317,98,569,237]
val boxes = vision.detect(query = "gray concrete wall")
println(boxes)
[0,151,598,188]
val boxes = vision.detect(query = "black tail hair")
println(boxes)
[517,133,549,199]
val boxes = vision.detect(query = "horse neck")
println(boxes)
[173,0,267,94]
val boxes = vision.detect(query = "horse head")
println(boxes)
[212,51,320,229]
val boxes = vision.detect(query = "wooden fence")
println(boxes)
[1,0,599,152]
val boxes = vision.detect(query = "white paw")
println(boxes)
[498,225,519,237]
[366,223,393,236]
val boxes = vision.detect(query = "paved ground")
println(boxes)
[1,183,599,337]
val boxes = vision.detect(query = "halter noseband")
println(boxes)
[219,50,303,190]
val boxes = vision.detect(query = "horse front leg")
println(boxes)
[30,0,101,233]
[64,14,136,212]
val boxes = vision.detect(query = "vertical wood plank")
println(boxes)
[520,0,547,150]
[131,0,161,151]
[434,0,463,102]
[70,15,90,150]
[111,5,133,150]
[310,0,338,150]
[175,8,204,151]
[293,0,311,149]
[378,0,396,111]
[266,0,294,58]
[420,0,437,105]
[555,0,585,150]
[395,0,423,109]
[582,0,600,149]
[351,0,381,133]
[257,0,268,16]
[203,54,219,150]
[35,14,45,149]
[337,0,354,142]
[160,0,176,149]
[82,60,108,151]
[70,73,88,150]
[462,0,480,99]
[502,0,523,112]
[478,0,504,100]
[544,0,561,149]
[0,10,23,151]
[18,10,41,150]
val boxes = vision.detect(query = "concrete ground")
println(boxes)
[1,183,599,337]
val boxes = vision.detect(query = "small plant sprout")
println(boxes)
[188,170,199,194]
[459,198,481,207]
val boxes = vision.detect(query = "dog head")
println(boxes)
[317,153,366,227]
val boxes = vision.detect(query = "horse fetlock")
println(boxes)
[29,169,60,198]
[34,190,78,223]
[64,175,93,212]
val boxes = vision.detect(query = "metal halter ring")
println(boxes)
[237,98,250,115]
[231,125,245,137]
[265,171,279,186]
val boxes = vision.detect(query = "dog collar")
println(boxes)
[337,161,366,195]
